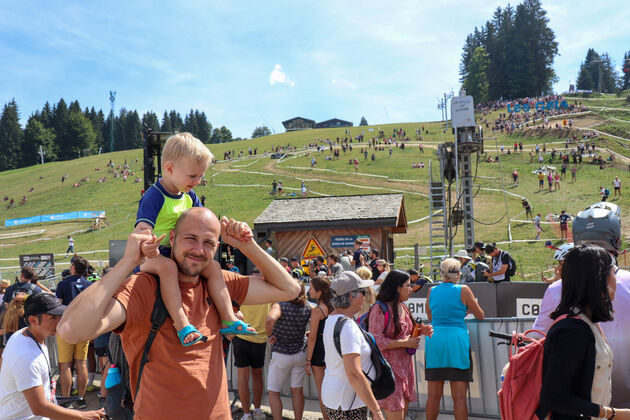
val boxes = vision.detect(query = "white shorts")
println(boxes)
[267,350,307,391]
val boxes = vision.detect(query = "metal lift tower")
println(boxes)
[428,90,483,276]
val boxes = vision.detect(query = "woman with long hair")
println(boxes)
[369,270,432,420]
[0,292,27,359]
[425,258,484,420]
[306,276,333,420]
[536,245,630,419]
[374,259,390,286]
[266,282,311,420]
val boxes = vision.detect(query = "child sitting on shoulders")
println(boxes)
[135,133,255,346]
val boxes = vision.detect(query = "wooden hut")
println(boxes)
[253,194,407,263]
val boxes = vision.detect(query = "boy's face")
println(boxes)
[165,160,207,193]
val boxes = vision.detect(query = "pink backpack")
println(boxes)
[498,315,575,420]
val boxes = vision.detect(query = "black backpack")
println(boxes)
[333,316,395,400]
[11,282,38,300]
[106,276,169,419]
[501,251,517,278]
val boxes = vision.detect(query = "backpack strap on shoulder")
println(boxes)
[134,275,170,399]
[376,300,390,333]
[333,316,351,357]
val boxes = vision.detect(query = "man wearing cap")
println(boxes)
[57,208,300,420]
[454,250,475,283]
[278,257,290,274]
[0,293,106,419]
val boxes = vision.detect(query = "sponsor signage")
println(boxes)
[331,235,357,248]
[507,100,568,113]
[451,95,475,128]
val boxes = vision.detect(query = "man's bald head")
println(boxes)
[173,207,219,235]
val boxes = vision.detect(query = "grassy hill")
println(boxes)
[1,98,629,284]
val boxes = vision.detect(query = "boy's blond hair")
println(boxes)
[162,132,213,169]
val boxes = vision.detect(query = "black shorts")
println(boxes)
[232,337,266,369]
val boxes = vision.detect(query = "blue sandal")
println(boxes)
[220,320,257,336]
[177,325,208,347]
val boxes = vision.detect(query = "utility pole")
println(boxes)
[109,91,116,152]
[38,146,46,164]
[437,90,455,129]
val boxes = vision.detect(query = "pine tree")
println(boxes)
[196,111,212,143]
[22,116,57,166]
[359,116,368,126]
[52,99,70,158]
[125,110,143,149]
[622,51,630,91]
[0,99,24,171]
[251,126,271,138]
[142,111,160,131]
[463,47,490,104]
[161,111,172,132]
[169,111,183,132]
[115,109,128,150]
[66,112,96,158]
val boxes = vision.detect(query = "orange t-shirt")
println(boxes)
[113,270,249,420]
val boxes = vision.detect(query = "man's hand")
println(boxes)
[123,230,160,267]
[220,217,254,249]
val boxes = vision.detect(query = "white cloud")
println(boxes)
[269,64,294,87]
[332,78,358,91]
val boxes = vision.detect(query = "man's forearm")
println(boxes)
[58,257,135,343]
[241,241,299,300]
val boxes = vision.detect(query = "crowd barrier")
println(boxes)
[45,317,532,418]
[225,317,535,418]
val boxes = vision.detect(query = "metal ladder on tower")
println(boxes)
[428,160,448,279]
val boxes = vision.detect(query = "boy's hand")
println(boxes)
[140,233,166,259]
[123,230,157,266]
[220,217,254,248]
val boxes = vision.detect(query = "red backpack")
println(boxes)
[498,315,576,420]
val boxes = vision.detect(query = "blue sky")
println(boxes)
[0,0,628,138]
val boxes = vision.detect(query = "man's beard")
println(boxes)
[172,244,208,277]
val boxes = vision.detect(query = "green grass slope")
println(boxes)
[0,116,628,282]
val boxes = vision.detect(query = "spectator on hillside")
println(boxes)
[613,176,621,198]
[66,235,74,254]
[600,186,610,202]
[559,210,570,241]
[534,213,544,240]
[522,198,533,220]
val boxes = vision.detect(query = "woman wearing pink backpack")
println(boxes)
[536,245,630,419]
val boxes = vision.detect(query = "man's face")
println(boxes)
[354,242,360,250]
[280,261,288,268]
[31,314,62,337]
[409,273,419,283]
[170,211,220,278]
[290,260,298,268]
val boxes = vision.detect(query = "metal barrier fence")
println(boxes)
[44,317,534,418]
[225,317,536,419]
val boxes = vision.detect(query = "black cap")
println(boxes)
[24,293,67,318]
[474,241,485,249]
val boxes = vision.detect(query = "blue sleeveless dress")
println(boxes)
[424,282,473,381]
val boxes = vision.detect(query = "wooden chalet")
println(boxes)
[315,118,353,129]
[253,194,407,263]
[282,117,316,132]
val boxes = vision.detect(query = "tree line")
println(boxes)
[0,98,239,172]
[576,48,630,92]
[459,0,558,103]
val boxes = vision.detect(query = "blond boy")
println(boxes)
[135,133,254,345]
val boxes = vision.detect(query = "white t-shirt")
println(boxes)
[0,328,53,420]
[614,179,621,188]
[322,314,375,411]
[533,269,630,406]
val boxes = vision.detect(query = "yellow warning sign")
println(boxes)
[301,236,326,260]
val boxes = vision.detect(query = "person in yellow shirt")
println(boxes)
[233,301,271,420]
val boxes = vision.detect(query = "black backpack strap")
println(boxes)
[333,317,350,357]
[134,276,169,399]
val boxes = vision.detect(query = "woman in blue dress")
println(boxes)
[424,258,484,420]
